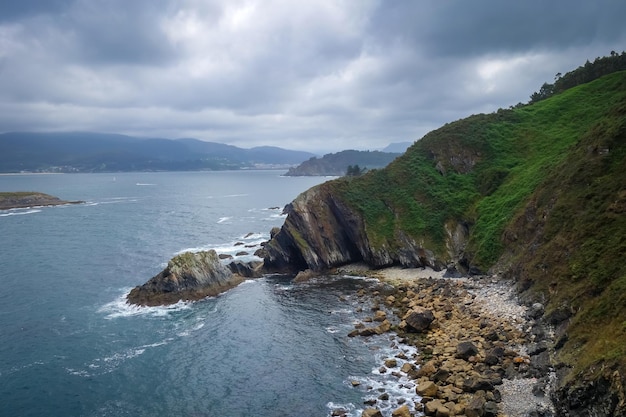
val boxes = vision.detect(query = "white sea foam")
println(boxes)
[177,322,205,337]
[207,194,249,199]
[174,237,267,262]
[136,183,156,186]
[326,402,357,417]
[344,334,421,417]
[68,344,158,377]
[98,289,192,319]
[0,209,41,217]
[217,216,231,223]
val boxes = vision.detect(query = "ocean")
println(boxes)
[0,171,419,417]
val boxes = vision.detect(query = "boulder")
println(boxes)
[373,310,387,322]
[456,341,479,360]
[465,394,486,417]
[462,374,502,393]
[404,307,435,332]
[228,260,263,278]
[416,360,438,377]
[127,250,243,306]
[391,404,412,417]
[416,380,438,397]
[384,358,398,368]
[361,409,384,417]
[528,302,545,319]
[424,399,450,417]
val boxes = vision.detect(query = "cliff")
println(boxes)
[264,182,444,272]
[127,250,245,306]
[263,70,626,415]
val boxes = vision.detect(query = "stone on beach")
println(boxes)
[403,306,435,332]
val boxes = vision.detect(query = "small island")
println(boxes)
[0,192,83,210]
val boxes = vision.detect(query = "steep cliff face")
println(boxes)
[263,182,444,272]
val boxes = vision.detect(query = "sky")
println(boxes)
[0,1,625,153]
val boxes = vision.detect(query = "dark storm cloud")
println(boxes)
[0,0,73,22]
[0,0,625,152]
[66,0,178,65]
[367,1,626,57]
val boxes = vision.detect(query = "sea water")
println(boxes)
[0,171,420,417]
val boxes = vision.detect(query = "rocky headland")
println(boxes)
[0,191,83,210]
[263,183,445,273]
[259,68,626,416]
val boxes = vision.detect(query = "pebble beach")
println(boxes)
[337,264,556,417]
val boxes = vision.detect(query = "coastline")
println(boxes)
[338,264,555,417]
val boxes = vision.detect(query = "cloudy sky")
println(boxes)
[1,1,625,152]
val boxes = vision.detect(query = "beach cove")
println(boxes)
[330,265,556,417]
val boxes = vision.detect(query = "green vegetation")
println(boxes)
[327,66,626,375]
[528,50,626,104]
[345,164,366,177]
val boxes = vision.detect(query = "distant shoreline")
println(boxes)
[0,172,64,176]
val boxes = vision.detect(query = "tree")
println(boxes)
[346,164,365,177]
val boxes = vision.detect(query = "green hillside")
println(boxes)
[329,70,626,376]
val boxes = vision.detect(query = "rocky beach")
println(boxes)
[335,265,555,417]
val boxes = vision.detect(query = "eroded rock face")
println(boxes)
[263,183,445,273]
[553,370,626,417]
[127,250,243,306]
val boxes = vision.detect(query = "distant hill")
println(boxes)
[284,150,401,176]
[0,132,315,173]
[381,141,412,153]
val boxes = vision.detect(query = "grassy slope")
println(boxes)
[331,71,626,374]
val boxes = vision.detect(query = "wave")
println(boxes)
[98,289,192,319]
[176,322,205,337]
[66,340,172,378]
[207,194,249,199]
[174,234,268,261]
[136,183,156,186]
[0,209,42,217]
[217,217,231,224]
[346,334,420,416]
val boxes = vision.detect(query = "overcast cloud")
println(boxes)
[0,0,625,152]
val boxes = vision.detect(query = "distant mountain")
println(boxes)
[381,141,412,153]
[0,132,315,173]
[284,149,401,176]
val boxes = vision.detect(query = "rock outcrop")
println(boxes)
[0,192,83,210]
[127,250,244,306]
[263,182,445,273]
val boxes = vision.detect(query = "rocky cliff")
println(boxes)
[263,69,626,416]
[127,250,244,306]
[263,182,445,273]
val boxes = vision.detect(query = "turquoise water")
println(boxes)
[0,171,418,417]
